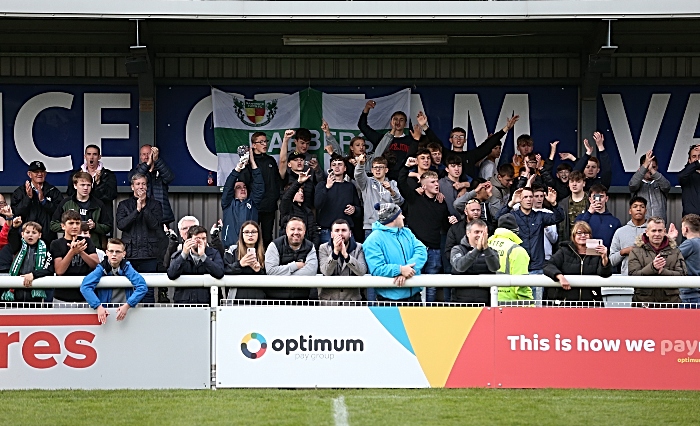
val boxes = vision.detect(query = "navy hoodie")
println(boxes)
[575,210,622,249]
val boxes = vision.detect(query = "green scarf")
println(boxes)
[1,239,47,301]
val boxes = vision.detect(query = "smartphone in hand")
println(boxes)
[585,239,603,255]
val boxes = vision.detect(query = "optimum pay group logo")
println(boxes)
[241,332,267,359]
[241,332,364,361]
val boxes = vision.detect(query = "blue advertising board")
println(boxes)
[0,85,139,187]
[598,86,700,187]
[4,83,696,188]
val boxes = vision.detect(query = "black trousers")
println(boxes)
[258,210,277,248]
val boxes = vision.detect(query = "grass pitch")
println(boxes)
[1,388,698,425]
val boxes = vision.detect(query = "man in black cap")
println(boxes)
[282,150,320,211]
[11,161,63,244]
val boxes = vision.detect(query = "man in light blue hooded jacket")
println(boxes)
[363,202,427,302]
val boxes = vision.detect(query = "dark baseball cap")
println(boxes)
[288,151,305,162]
[28,161,47,172]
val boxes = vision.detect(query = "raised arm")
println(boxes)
[357,101,383,145]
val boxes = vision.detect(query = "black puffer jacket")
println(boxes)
[544,240,612,301]
[116,196,163,259]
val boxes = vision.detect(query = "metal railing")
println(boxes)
[0,273,694,308]
[0,273,695,288]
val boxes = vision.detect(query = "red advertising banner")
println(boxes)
[493,308,700,390]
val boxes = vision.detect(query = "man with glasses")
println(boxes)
[12,161,63,244]
[678,144,700,216]
[80,238,148,324]
[238,131,283,247]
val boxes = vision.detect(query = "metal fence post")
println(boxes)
[210,286,218,390]
[490,286,498,307]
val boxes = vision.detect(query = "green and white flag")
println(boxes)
[212,87,411,185]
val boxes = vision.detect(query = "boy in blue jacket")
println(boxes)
[363,202,427,302]
[80,238,148,324]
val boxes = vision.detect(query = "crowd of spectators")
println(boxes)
[1,102,699,314]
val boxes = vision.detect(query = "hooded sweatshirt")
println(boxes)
[363,221,427,301]
[354,161,404,230]
[609,220,647,275]
[628,167,671,223]
[575,209,622,249]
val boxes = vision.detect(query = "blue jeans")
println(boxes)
[319,228,331,246]
[422,248,442,303]
[529,269,544,302]
[681,296,700,309]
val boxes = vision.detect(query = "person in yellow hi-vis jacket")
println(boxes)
[488,214,533,303]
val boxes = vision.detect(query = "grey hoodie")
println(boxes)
[354,161,404,230]
[628,167,671,223]
[609,220,647,275]
[486,176,510,220]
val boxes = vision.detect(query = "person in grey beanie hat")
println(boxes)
[363,202,427,302]
[376,202,402,225]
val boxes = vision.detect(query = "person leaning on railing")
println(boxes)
[223,220,266,300]
[544,221,611,303]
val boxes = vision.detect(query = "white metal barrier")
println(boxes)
[0,273,693,309]
[0,274,696,390]
[0,273,695,289]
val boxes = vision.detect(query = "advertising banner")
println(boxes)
[494,308,700,390]
[217,306,700,390]
[3,84,697,187]
[0,307,211,390]
[216,306,492,388]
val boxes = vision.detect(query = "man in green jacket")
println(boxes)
[50,171,112,249]
[487,213,533,303]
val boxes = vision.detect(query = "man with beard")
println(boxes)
[265,217,318,300]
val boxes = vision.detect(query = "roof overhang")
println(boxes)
[2,0,700,21]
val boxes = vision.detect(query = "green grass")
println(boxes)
[0,388,698,425]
